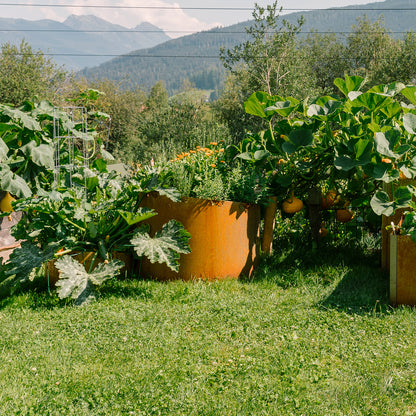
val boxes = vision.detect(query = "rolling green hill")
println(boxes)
[79,0,416,94]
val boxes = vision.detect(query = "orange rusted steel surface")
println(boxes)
[390,235,416,306]
[381,179,416,270]
[140,194,261,281]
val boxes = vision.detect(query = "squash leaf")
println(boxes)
[0,137,8,162]
[0,164,32,197]
[20,141,54,169]
[55,255,124,305]
[5,241,59,282]
[131,219,191,272]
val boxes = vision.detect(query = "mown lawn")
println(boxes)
[1,243,416,415]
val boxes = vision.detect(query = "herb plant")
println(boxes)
[161,141,269,204]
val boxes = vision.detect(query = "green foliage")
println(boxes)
[2,167,190,302]
[0,40,67,105]
[0,100,57,198]
[240,76,416,218]
[160,142,269,204]
[220,1,307,97]
[55,255,124,305]
[67,78,148,163]
[132,220,191,272]
[136,96,231,163]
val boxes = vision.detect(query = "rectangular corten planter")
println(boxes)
[390,234,416,306]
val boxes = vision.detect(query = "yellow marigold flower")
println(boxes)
[219,148,225,152]
[210,141,218,146]
[189,150,196,154]
[184,152,190,157]
[211,163,216,168]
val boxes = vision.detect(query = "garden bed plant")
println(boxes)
[0,164,192,305]
[159,141,270,205]
[235,75,416,245]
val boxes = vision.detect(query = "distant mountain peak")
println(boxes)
[63,14,127,31]
[134,22,165,32]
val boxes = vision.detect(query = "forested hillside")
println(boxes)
[80,0,416,95]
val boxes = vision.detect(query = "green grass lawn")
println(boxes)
[1,242,416,415]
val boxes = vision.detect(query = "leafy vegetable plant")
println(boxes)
[2,166,190,305]
[240,75,416,217]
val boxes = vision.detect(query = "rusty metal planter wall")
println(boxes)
[140,194,262,281]
[390,234,416,306]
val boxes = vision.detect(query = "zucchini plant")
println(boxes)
[2,167,191,305]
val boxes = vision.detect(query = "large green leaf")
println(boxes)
[306,100,342,119]
[400,86,416,106]
[244,91,279,120]
[374,132,400,159]
[368,82,406,97]
[154,187,182,202]
[380,101,402,119]
[265,98,300,117]
[5,241,58,281]
[370,187,413,216]
[30,100,55,118]
[334,75,365,97]
[350,92,391,112]
[282,129,313,154]
[334,140,372,171]
[55,255,123,305]
[20,141,54,169]
[0,137,8,161]
[403,113,416,134]
[132,220,191,272]
[2,107,41,131]
[118,208,157,226]
[0,165,32,197]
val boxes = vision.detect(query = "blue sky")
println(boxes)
[0,0,385,37]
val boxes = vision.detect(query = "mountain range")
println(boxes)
[0,0,414,93]
[78,0,416,94]
[0,14,170,69]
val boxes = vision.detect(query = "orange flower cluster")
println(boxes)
[171,142,226,166]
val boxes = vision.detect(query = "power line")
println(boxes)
[4,52,409,60]
[0,29,413,35]
[0,3,415,11]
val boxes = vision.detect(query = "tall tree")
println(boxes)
[219,1,308,97]
[0,40,67,105]
[300,32,349,96]
[346,16,400,87]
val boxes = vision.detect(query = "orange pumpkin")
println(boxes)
[321,190,338,209]
[319,227,328,237]
[336,209,354,223]
[282,193,303,214]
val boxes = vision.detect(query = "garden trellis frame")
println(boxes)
[53,106,95,189]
